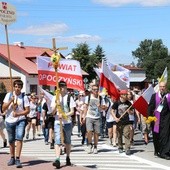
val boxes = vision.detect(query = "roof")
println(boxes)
[130,77,146,82]
[123,65,145,71]
[0,43,52,74]
[0,43,88,76]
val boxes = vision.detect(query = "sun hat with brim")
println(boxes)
[119,90,128,95]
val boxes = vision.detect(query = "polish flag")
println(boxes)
[99,60,120,100]
[133,85,155,117]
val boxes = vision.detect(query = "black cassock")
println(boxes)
[148,93,170,156]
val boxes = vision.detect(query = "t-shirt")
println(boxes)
[85,94,100,119]
[3,92,30,123]
[28,101,37,118]
[51,94,76,124]
[112,100,132,125]
[106,99,115,122]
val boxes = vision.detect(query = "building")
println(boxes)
[124,64,148,90]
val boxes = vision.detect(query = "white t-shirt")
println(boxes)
[3,92,30,123]
[51,94,76,124]
[106,100,115,122]
[28,101,37,118]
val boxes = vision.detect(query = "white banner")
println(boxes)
[37,56,84,91]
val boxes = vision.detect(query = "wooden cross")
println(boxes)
[51,38,68,54]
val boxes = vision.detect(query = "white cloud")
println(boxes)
[9,23,69,35]
[37,34,101,44]
[58,34,101,43]
[92,0,170,7]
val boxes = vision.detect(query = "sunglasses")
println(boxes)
[92,89,99,91]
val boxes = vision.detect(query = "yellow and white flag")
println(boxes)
[154,67,168,92]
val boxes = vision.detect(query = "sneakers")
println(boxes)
[113,143,117,147]
[66,156,71,166]
[93,147,98,154]
[87,145,93,154]
[53,159,60,169]
[118,148,123,153]
[50,142,54,149]
[126,149,131,155]
[15,159,22,168]
[7,157,15,166]
[26,134,29,139]
[109,139,113,146]
[45,141,48,145]
[3,139,7,148]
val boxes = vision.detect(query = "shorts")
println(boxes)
[54,123,72,145]
[45,116,55,130]
[107,121,116,129]
[86,117,100,133]
[27,116,37,123]
[5,119,26,144]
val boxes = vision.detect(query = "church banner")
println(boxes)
[37,56,84,91]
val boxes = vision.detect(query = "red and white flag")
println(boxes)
[99,60,120,100]
[94,62,128,90]
[133,85,155,117]
[37,56,84,91]
[107,62,131,88]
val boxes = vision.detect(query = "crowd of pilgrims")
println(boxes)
[1,83,170,161]
[1,78,170,170]
[0,86,150,151]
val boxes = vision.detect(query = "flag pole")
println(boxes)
[5,24,13,92]
[118,105,133,120]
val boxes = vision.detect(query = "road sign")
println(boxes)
[0,2,16,25]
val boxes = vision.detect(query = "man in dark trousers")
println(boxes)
[148,81,170,160]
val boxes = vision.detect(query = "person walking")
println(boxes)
[84,84,101,154]
[0,107,7,148]
[106,96,117,147]
[25,93,38,140]
[111,90,133,155]
[2,79,30,168]
[51,81,76,169]
[148,81,170,159]
[75,91,85,137]
[42,100,55,149]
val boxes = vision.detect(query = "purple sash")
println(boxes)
[154,93,170,133]
[153,93,160,133]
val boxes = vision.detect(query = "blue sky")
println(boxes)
[1,0,170,65]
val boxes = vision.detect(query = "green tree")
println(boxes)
[93,45,106,64]
[72,42,98,82]
[132,39,170,81]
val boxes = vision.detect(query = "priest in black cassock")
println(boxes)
[148,81,170,160]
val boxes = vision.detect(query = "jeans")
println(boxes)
[54,123,72,145]
[6,119,26,143]
[42,127,49,142]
